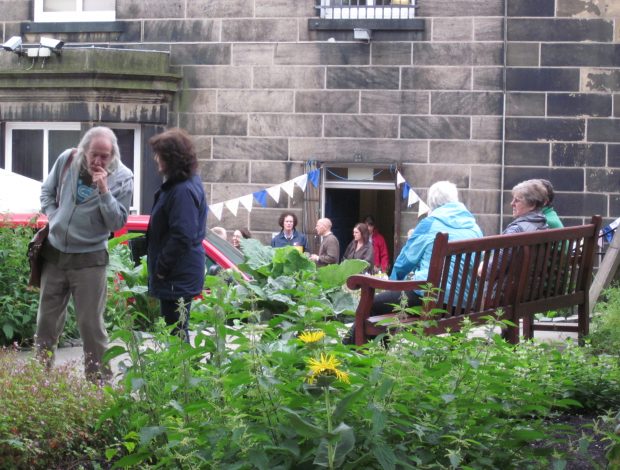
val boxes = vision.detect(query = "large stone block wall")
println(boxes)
[0,0,618,243]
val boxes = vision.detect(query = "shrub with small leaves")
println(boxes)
[0,348,115,469]
[589,284,620,355]
[0,222,78,347]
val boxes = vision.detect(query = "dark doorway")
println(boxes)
[324,187,395,264]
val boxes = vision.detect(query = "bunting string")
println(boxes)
[209,169,320,221]
[208,168,428,221]
[395,171,430,218]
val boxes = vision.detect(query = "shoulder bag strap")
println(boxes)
[55,148,76,206]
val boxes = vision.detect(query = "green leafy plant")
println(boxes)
[0,222,77,347]
[0,347,115,469]
[106,233,159,332]
[92,246,620,469]
[589,284,620,355]
[7,240,620,468]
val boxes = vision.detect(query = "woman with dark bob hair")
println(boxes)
[146,128,208,341]
[271,211,309,252]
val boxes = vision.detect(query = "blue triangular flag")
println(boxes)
[603,225,615,243]
[402,182,410,200]
[253,190,267,208]
[308,169,320,188]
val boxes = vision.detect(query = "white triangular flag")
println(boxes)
[293,174,308,192]
[408,189,420,207]
[396,171,406,187]
[266,185,281,203]
[418,200,430,217]
[281,179,295,198]
[224,198,239,217]
[240,193,254,212]
[210,202,223,221]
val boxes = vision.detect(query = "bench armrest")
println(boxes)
[347,274,427,292]
[347,274,429,346]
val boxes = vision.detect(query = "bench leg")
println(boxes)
[522,315,533,340]
[578,303,588,346]
[501,317,520,344]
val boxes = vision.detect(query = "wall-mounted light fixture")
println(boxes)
[353,28,372,42]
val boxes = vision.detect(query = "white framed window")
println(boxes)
[4,122,141,213]
[319,0,416,19]
[34,0,116,23]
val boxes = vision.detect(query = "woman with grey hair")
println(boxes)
[343,181,483,343]
[477,179,549,278]
[504,179,548,234]
[426,180,459,211]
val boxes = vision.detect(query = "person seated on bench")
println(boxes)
[539,179,563,229]
[378,180,483,313]
[478,179,549,278]
[504,179,549,235]
[342,181,483,344]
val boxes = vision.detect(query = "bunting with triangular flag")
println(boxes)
[395,171,429,214]
[253,190,268,208]
[210,202,223,221]
[239,194,254,212]
[293,174,308,192]
[208,167,429,221]
[206,168,323,219]
[418,200,430,217]
[266,185,281,203]
[281,179,295,199]
[308,169,320,188]
[224,198,239,217]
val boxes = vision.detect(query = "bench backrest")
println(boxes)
[422,215,602,329]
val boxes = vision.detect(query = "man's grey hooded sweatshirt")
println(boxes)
[41,148,134,254]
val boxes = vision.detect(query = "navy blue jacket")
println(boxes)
[147,174,208,300]
[271,229,309,252]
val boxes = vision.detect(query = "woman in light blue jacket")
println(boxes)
[374,181,483,315]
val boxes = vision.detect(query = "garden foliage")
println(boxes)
[0,221,80,346]
[100,242,620,469]
[588,284,620,355]
[2,233,620,468]
[0,348,115,469]
[0,222,42,346]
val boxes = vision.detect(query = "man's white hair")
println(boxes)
[427,181,459,211]
[73,126,121,173]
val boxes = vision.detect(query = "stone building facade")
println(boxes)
[0,0,618,260]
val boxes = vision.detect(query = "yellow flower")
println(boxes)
[307,353,350,385]
[298,330,325,344]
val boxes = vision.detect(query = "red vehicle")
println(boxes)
[1,213,245,277]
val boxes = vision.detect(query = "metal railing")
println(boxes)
[315,0,417,20]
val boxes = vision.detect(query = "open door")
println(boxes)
[321,165,397,267]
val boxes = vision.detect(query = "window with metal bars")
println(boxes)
[315,0,417,20]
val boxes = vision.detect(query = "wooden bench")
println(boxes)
[346,215,602,346]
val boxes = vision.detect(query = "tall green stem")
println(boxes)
[324,388,335,470]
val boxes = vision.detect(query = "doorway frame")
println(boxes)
[320,163,401,259]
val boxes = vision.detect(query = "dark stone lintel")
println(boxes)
[308,18,425,31]
[21,21,125,34]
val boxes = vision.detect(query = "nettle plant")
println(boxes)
[99,242,620,469]
[0,222,78,347]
